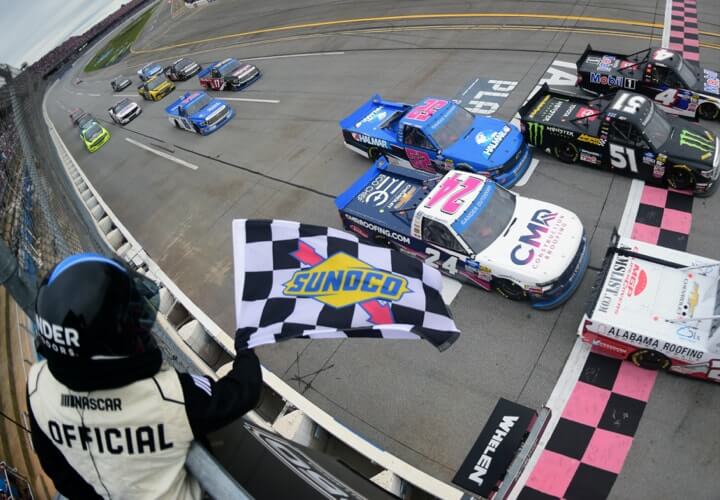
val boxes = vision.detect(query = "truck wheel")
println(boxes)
[368,147,381,161]
[667,165,695,190]
[554,142,579,164]
[697,102,720,121]
[629,349,671,371]
[174,120,181,129]
[493,278,527,301]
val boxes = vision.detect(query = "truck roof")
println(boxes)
[577,45,647,78]
[520,85,605,135]
[336,158,438,235]
[589,236,720,350]
[166,91,205,115]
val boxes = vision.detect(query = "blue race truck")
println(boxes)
[339,95,532,187]
[165,91,234,135]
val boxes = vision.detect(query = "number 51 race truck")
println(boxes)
[581,233,720,382]
[340,94,532,187]
[335,157,589,309]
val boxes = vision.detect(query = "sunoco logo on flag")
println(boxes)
[284,242,410,308]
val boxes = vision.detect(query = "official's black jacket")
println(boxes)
[27,346,261,499]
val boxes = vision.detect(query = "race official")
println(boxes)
[27,253,262,499]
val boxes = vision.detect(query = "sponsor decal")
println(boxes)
[590,337,632,357]
[597,256,646,315]
[284,242,410,309]
[590,72,637,90]
[528,94,551,119]
[510,209,567,268]
[547,126,575,138]
[677,325,700,343]
[679,129,715,160]
[406,98,448,122]
[562,103,578,118]
[586,56,602,65]
[482,126,511,157]
[642,152,656,166]
[351,132,387,148]
[575,106,598,122]
[356,174,412,208]
[540,99,563,121]
[453,399,536,497]
[405,148,435,173]
[677,276,700,317]
[620,60,635,70]
[527,122,544,145]
[704,69,719,94]
[344,214,412,245]
[35,315,80,357]
[598,55,616,72]
[580,150,601,165]
[588,322,705,362]
[578,133,604,146]
[452,182,496,233]
[356,107,388,128]
[653,153,667,178]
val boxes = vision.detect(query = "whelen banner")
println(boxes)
[453,398,536,497]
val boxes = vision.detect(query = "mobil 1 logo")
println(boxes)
[455,78,519,115]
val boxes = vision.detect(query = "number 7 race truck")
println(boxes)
[576,45,720,121]
[581,233,720,382]
[335,157,589,309]
[518,84,720,195]
[340,95,533,188]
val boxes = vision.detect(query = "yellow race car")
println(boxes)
[137,75,175,101]
[80,120,110,153]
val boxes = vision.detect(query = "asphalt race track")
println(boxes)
[46,0,720,496]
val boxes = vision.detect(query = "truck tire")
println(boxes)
[629,349,671,371]
[368,147,381,161]
[493,278,527,301]
[554,142,579,164]
[697,102,720,121]
[667,164,695,190]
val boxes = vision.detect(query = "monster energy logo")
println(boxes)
[528,122,544,145]
[679,129,715,160]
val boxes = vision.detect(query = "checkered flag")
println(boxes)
[232,219,460,351]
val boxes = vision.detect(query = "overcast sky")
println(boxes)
[0,0,127,68]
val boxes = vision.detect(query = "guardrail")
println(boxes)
[41,80,470,499]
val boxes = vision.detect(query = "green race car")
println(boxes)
[80,121,110,152]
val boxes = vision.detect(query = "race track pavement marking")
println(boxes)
[514,159,539,187]
[221,97,280,103]
[125,137,199,170]
[668,0,700,60]
[520,354,657,499]
[513,1,696,497]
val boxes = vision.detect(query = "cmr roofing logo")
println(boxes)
[679,129,715,160]
[510,209,558,266]
[284,241,409,322]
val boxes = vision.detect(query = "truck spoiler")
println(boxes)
[197,64,213,78]
[518,83,593,120]
[338,94,410,132]
[576,44,649,73]
[335,157,437,211]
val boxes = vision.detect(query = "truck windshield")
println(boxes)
[676,59,697,87]
[147,77,166,90]
[220,61,241,75]
[185,94,213,115]
[431,106,475,150]
[458,184,516,253]
[644,107,672,148]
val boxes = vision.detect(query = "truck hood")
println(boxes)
[230,64,256,79]
[444,118,523,170]
[193,100,226,121]
[479,196,584,284]
[664,123,717,168]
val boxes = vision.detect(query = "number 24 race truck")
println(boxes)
[340,95,533,187]
[519,84,720,195]
[582,233,720,382]
[576,45,720,121]
[335,157,589,310]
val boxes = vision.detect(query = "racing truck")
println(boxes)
[164,58,202,81]
[165,91,234,135]
[576,45,720,120]
[79,119,110,153]
[198,58,261,91]
[108,98,142,125]
[69,108,92,128]
[340,95,532,187]
[581,232,720,382]
[137,75,175,101]
[336,157,589,310]
[137,62,164,82]
[519,84,719,195]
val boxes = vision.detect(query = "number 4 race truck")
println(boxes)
[576,45,720,121]
[519,84,720,195]
[335,157,589,309]
[340,95,532,187]
[581,233,720,382]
